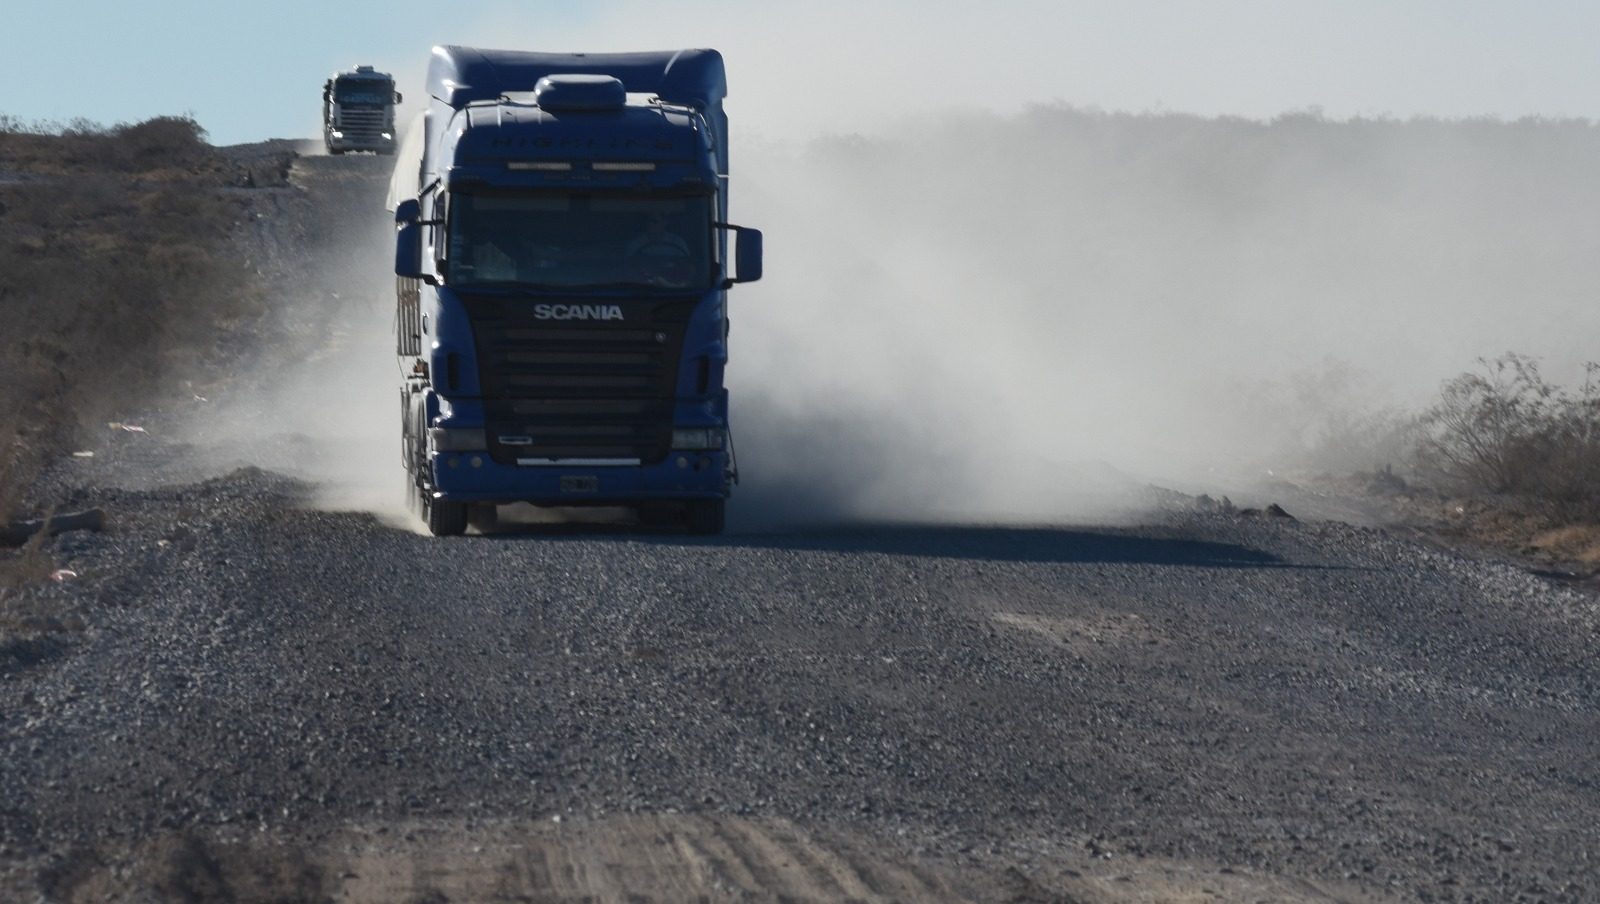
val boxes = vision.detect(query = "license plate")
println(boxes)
[560,476,599,493]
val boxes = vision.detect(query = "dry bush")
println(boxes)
[1413,354,1600,514]
[0,114,217,177]
[114,116,210,168]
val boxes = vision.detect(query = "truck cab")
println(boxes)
[323,65,400,155]
[392,47,762,536]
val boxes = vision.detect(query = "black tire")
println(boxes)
[684,498,726,536]
[468,504,499,533]
[426,496,468,537]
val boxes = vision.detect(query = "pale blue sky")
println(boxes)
[6,0,1600,145]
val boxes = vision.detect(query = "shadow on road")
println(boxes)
[483,518,1287,568]
[703,524,1285,567]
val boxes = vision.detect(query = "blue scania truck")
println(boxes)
[391,46,763,536]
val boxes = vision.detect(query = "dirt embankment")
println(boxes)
[0,119,291,525]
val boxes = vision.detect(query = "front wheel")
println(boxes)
[684,499,726,536]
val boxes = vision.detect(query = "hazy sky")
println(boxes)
[7,0,1600,145]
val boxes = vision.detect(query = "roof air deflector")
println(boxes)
[533,75,626,112]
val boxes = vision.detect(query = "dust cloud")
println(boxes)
[177,152,417,530]
[722,111,1600,527]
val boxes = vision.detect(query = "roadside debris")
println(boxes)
[71,451,94,459]
[2,509,108,548]
[108,422,147,434]
[49,569,78,583]
[1192,495,1295,520]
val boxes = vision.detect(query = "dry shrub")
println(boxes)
[114,116,210,169]
[1414,353,1600,515]
[0,114,216,177]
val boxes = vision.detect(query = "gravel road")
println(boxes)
[3,151,1599,903]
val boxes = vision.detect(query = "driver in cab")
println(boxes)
[626,215,690,259]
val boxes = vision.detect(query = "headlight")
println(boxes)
[330,130,344,138]
[671,428,725,450]
[429,428,486,452]
[381,132,393,140]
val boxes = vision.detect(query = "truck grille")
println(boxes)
[337,105,387,138]
[462,296,694,465]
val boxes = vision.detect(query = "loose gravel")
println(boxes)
[3,459,1599,901]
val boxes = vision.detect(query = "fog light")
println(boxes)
[470,456,483,468]
[429,427,487,452]
[676,456,689,469]
[447,455,459,468]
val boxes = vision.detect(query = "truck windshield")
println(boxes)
[333,81,392,104]
[447,191,714,291]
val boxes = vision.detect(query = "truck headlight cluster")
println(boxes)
[671,428,725,451]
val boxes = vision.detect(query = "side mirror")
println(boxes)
[394,90,404,104]
[735,228,763,283]
[395,199,425,279]
[719,224,763,286]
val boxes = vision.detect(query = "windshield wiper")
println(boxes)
[454,280,705,294]
[581,281,703,292]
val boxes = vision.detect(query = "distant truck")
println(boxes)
[322,65,400,155]
[391,46,763,536]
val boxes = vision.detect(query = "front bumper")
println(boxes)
[430,450,730,505]
[326,133,394,153]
